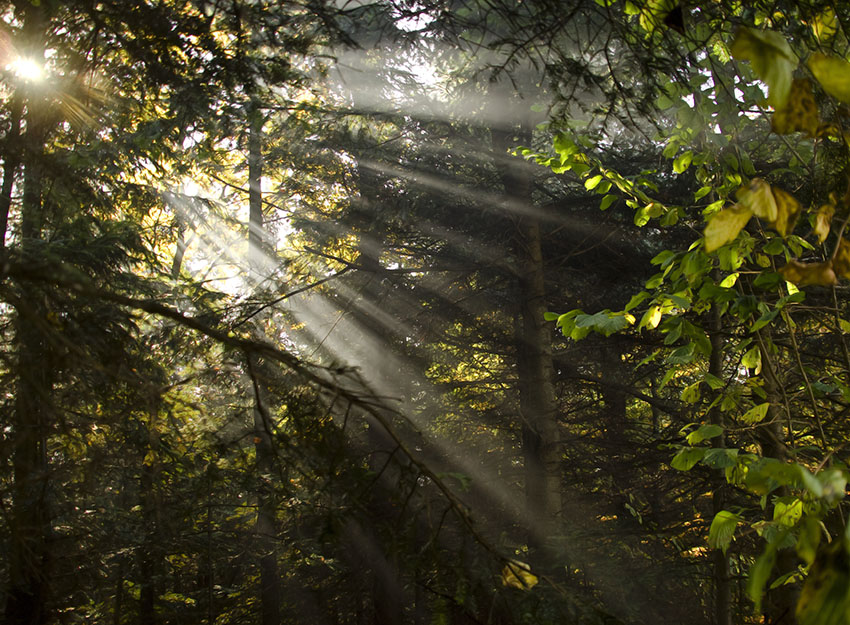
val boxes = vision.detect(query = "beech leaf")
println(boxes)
[772,79,819,137]
[737,178,778,222]
[501,560,539,590]
[708,510,741,553]
[808,53,850,105]
[771,187,801,236]
[731,28,796,106]
[704,206,752,252]
[780,260,838,286]
[814,204,835,243]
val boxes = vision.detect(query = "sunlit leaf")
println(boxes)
[730,28,796,106]
[600,194,617,210]
[686,423,723,444]
[742,344,762,371]
[585,174,603,190]
[740,402,770,424]
[772,79,819,137]
[640,305,663,330]
[815,204,835,243]
[708,510,740,553]
[673,150,693,174]
[773,497,803,527]
[574,310,633,336]
[808,53,850,105]
[681,382,701,404]
[737,178,778,222]
[811,8,837,42]
[704,205,752,252]
[638,0,676,34]
[771,187,801,236]
[501,560,538,590]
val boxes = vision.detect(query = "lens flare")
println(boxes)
[8,57,44,82]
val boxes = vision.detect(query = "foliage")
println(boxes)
[537,3,850,622]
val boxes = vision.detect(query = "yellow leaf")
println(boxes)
[638,0,676,34]
[811,8,838,42]
[808,53,850,105]
[640,305,662,330]
[771,187,801,236]
[814,204,835,243]
[772,79,819,137]
[779,260,837,286]
[704,205,753,252]
[833,239,850,279]
[736,178,777,221]
[730,28,796,107]
[501,560,538,590]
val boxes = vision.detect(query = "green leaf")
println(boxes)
[730,28,796,106]
[600,194,617,210]
[585,174,604,190]
[625,291,650,311]
[695,186,713,201]
[671,447,706,471]
[704,206,752,252]
[673,150,693,174]
[687,423,723,444]
[708,510,741,553]
[740,402,770,425]
[796,539,850,625]
[543,311,560,321]
[808,53,850,105]
[796,516,822,566]
[704,373,724,390]
[741,345,762,372]
[773,496,803,527]
[681,382,702,405]
[574,310,634,336]
[798,466,824,499]
[747,534,781,611]
[666,342,696,365]
[703,447,739,469]
[750,309,779,333]
[639,305,662,330]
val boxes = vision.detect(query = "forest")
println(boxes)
[2,0,850,624]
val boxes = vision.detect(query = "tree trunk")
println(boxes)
[0,94,23,250]
[246,99,282,625]
[758,333,797,625]
[6,6,52,621]
[708,307,732,625]
[491,109,561,553]
[248,99,266,272]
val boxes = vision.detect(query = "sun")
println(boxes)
[7,57,44,82]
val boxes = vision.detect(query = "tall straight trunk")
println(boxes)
[758,333,797,625]
[492,115,561,551]
[0,93,23,249]
[6,6,52,622]
[246,100,282,625]
[138,403,163,625]
[248,100,265,270]
[708,306,732,625]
